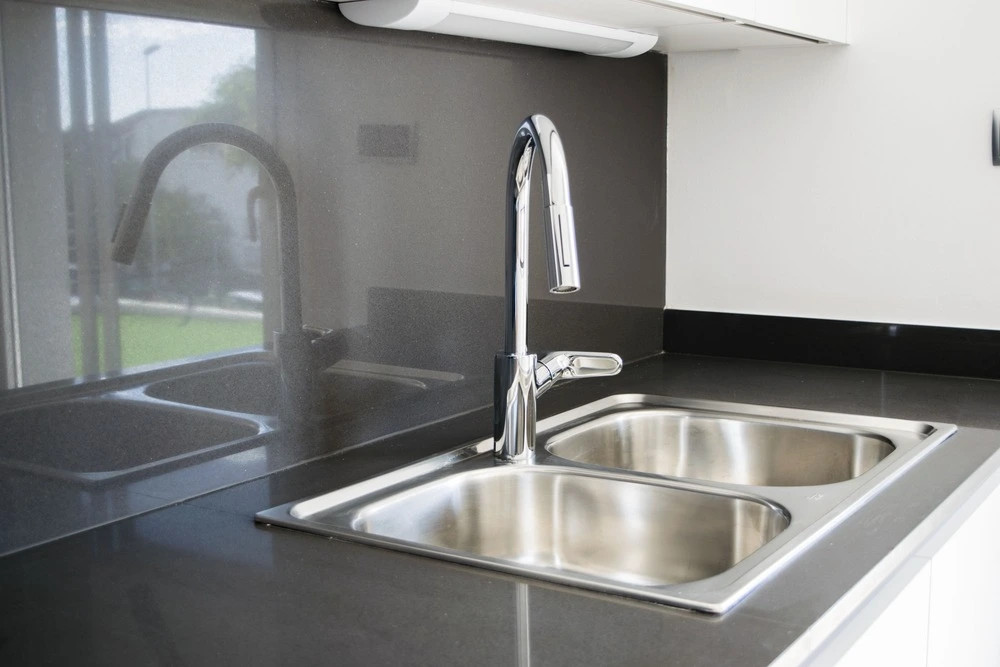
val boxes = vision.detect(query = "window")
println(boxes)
[0,1,273,388]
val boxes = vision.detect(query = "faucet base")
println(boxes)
[493,353,538,463]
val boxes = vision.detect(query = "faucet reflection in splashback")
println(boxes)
[494,114,622,463]
[111,123,342,424]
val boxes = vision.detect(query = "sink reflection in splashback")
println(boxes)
[0,398,262,482]
[142,359,462,419]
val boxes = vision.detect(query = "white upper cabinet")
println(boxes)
[337,0,848,55]
[656,21,821,53]
[490,0,850,51]
[643,0,755,21]
[753,0,848,43]
[459,0,720,29]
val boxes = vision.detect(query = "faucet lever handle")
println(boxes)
[535,351,623,395]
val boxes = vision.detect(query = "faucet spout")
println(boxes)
[111,123,311,422]
[504,115,580,357]
[494,115,621,463]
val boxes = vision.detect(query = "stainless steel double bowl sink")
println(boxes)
[257,395,955,613]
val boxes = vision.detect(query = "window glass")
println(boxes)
[0,2,269,387]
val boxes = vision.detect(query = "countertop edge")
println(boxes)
[772,440,1000,667]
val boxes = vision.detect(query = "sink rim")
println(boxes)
[257,394,956,613]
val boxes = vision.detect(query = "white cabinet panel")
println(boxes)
[467,0,721,29]
[754,0,847,43]
[644,0,754,21]
[926,481,1000,667]
[831,561,930,667]
[818,473,1000,667]
[657,21,815,53]
[339,0,846,53]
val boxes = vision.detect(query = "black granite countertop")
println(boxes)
[3,354,1000,666]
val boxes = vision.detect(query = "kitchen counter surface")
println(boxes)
[3,353,1000,666]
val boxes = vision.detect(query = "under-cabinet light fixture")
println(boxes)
[337,0,658,57]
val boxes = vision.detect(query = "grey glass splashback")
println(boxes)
[0,0,665,394]
[0,0,666,555]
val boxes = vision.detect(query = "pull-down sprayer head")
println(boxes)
[509,114,581,297]
[504,114,581,358]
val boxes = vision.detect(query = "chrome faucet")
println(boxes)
[111,123,318,422]
[494,115,622,463]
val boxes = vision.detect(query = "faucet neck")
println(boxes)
[503,115,581,357]
[496,115,582,462]
[504,130,534,357]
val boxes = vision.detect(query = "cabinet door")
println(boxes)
[657,21,816,52]
[754,0,848,43]
[468,0,722,29]
[649,0,755,21]
[832,562,931,667]
[926,480,1000,667]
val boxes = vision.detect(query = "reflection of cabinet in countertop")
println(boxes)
[334,0,848,53]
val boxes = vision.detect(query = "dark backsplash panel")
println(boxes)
[2,0,665,423]
[664,309,1000,380]
[0,0,665,554]
[262,1,667,398]
[363,287,664,377]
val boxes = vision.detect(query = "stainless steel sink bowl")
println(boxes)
[258,395,955,612]
[544,409,895,486]
[350,467,788,586]
[0,397,263,482]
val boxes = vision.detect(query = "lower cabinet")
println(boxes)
[833,561,931,667]
[925,474,1000,666]
[829,471,1000,666]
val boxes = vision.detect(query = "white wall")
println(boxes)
[666,0,1000,329]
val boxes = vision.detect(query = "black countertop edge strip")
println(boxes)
[664,309,1000,380]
